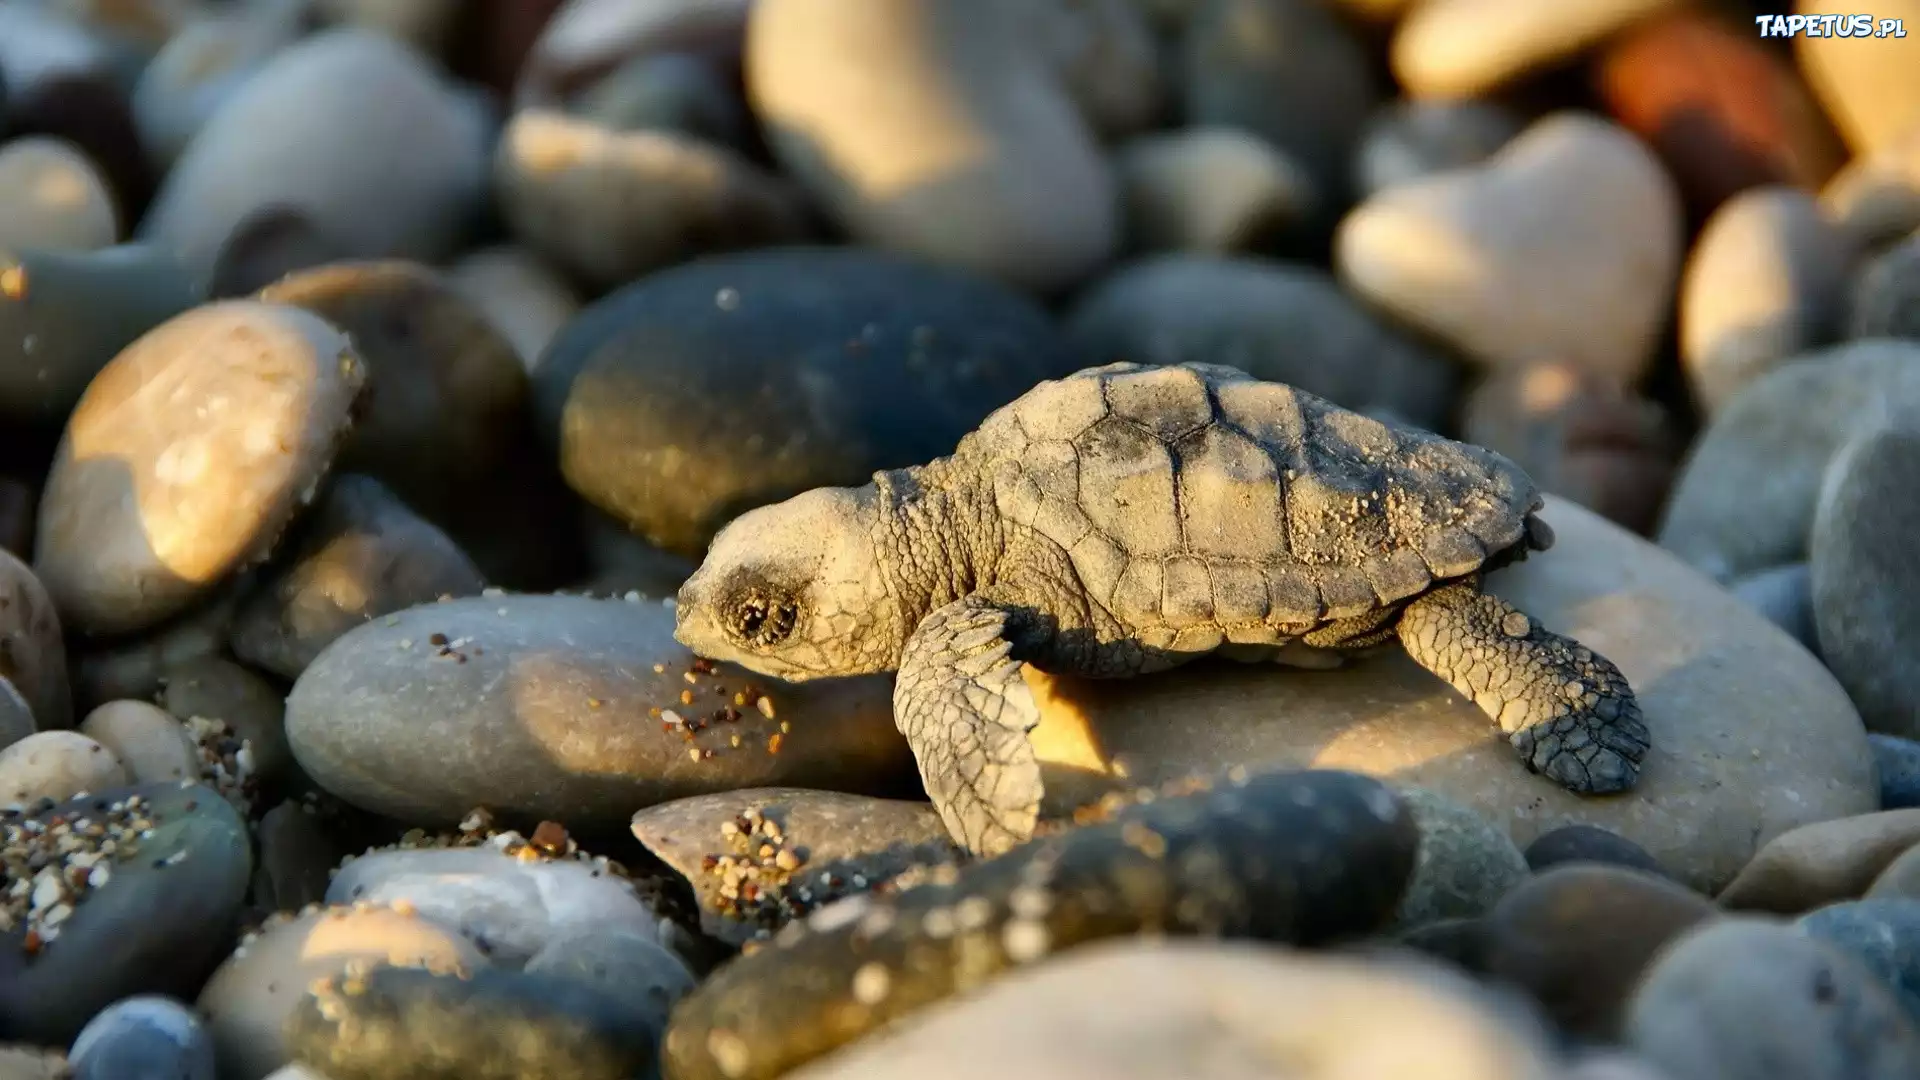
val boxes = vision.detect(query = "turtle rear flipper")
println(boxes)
[1397,580,1651,794]
[894,597,1045,856]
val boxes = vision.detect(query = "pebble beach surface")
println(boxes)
[1,2,1919,1079]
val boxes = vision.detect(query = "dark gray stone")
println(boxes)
[230,475,486,679]
[532,246,1086,557]
[0,782,252,1045]
[1873,734,1920,810]
[525,927,694,1075]
[1797,899,1920,1023]
[662,768,1420,1080]
[1182,0,1381,212]
[69,995,216,1080]
[1731,563,1821,657]
[287,964,656,1080]
[1524,824,1671,879]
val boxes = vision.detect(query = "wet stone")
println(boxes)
[661,768,1419,1080]
[630,788,957,945]
[533,246,1085,557]
[286,964,656,1080]
[251,799,352,916]
[283,594,909,828]
[1524,824,1670,879]
[69,994,216,1080]
[1796,899,1920,1023]
[0,548,69,731]
[1872,735,1920,811]
[0,782,252,1045]
[158,655,294,792]
[229,475,486,680]
[1482,864,1719,1040]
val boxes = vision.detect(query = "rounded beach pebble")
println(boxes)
[32,300,367,638]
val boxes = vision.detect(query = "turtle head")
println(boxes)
[674,485,904,681]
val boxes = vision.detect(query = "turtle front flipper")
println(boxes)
[1396,580,1651,795]
[894,597,1045,857]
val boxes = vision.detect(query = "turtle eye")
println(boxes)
[731,590,800,648]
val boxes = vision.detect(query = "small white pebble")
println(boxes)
[851,962,891,1005]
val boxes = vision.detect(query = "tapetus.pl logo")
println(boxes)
[1756,12,1907,37]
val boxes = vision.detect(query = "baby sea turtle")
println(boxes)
[674,362,1651,855]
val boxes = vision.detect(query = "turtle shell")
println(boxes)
[953,362,1540,638]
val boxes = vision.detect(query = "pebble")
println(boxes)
[78,701,199,784]
[1797,899,1920,1021]
[1595,12,1845,218]
[1718,809,1920,913]
[31,300,368,638]
[781,939,1560,1080]
[445,246,581,373]
[533,246,1084,557]
[1016,0,1165,140]
[1392,787,1529,929]
[0,1047,69,1080]
[1869,844,1920,899]
[68,995,216,1080]
[0,5,154,216]
[1021,497,1877,895]
[1823,120,1920,249]
[1795,0,1920,154]
[251,800,351,916]
[157,656,294,791]
[524,926,695,1053]
[745,0,1117,295]
[137,28,490,275]
[494,110,812,291]
[1678,187,1853,417]
[0,136,117,252]
[1524,824,1671,878]
[1461,362,1676,534]
[1871,735,1920,811]
[567,53,751,149]
[0,243,204,428]
[1113,128,1314,255]
[0,548,72,731]
[130,0,307,170]
[1065,253,1458,430]
[197,904,487,1080]
[286,964,656,1080]
[0,782,251,1046]
[662,769,1420,1080]
[1181,0,1381,209]
[253,259,541,575]
[1336,112,1683,386]
[312,0,462,54]
[1626,916,1920,1080]
[512,0,753,112]
[1395,916,1488,974]
[630,788,956,944]
[0,679,35,755]
[1810,415,1920,740]
[1480,865,1719,1039]
[1656,339,1920,583]
[283,594,908,828]
[0,732,128,808]
[74,588,240,712]
[325,845,668,968]
[228,475,486,680]
[1353,99,1523,197]
[1848,229,1920,341]
[1391,0,1681,99]
[1729,563,1821,655]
